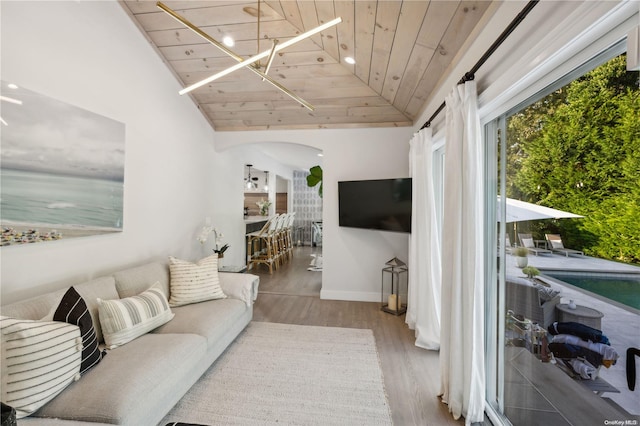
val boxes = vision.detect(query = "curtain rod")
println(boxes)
[420,0,539,130]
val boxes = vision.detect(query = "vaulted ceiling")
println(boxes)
[121,1,492,131]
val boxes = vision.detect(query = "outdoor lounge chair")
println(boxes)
[518,233,553,256]
[545,234,584,257]
[502,234,514,254]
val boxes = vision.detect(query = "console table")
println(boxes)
[219,265,247,273]
[556,303,604,330]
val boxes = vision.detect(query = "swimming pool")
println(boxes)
[543,272,640,310]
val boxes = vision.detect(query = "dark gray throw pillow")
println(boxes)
[52,286,104,374]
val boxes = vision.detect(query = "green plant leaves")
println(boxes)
[306,165,323,198]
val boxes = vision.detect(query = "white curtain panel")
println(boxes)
[406,128,442,350]
[439,81,486,425]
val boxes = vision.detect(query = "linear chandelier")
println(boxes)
[156,1,342,111]
[0,95,23,126]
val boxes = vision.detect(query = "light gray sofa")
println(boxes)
[1,261,259,425]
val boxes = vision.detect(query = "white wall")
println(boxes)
[0,1,245,304]
[216,127,413,301]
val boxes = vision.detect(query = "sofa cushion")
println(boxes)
[98,282,174,348]
[34,333,207,424]
[0,277,120,345]
[152,298,247,346]
[1,316,82,419]
[112,262,170,299]
[0,292,66,321]
[73,277,120,344]
[168,255,226,307]
[48,287,104,375]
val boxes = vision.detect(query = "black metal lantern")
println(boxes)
[381,257,407,315]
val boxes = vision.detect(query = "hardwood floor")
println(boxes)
[251,245,322,296]
[251,246,462,426]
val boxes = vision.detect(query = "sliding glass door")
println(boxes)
[485,45,638,425]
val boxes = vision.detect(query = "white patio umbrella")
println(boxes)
[497,197,584,223]
[497,197,583,246]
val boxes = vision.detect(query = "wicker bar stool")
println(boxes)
[273,213,289,267]
[272,212,296,265]
[246,215,278,274]
[283,212,296,262]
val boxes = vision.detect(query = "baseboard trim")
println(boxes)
[320,289,380,303]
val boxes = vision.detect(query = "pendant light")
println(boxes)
[246,164,257,189]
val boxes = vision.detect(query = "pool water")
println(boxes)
[544,273,640,310]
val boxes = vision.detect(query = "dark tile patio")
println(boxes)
[505,253,640,417]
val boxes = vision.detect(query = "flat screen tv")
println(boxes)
[338,178,412,233]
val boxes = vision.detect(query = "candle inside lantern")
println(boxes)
[388,294,397,311]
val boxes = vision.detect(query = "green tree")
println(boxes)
[505,89,566,200]
[509,54,640,264]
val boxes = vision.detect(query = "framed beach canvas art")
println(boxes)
[1,81,125,245]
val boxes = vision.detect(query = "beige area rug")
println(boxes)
[160,322,393,425]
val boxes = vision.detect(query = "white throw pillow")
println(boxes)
[533,282,561,301]
[550,239,564,249]
[98,282,174,348]
[1,316,82,419]
[168,255,226,307]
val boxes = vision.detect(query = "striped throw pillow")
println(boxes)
[49,287,104,374]
[1,316,82,419]
[168,255,226,307]
[97,282,174,348]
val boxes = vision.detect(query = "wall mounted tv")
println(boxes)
[338,178,412,233]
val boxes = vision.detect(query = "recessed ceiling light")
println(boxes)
[344,57,355,65]
[223,36,235,47]
[7,83,19,89]
[317,153,324,157]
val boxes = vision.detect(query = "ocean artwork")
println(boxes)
[1,81,125,246]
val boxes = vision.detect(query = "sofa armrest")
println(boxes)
[218,273,260,306]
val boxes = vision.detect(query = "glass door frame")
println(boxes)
[482,40,628,425]
[484,116,508,424]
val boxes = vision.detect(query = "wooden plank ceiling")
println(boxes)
[121,1,491,131]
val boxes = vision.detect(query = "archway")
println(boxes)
[225,141,324,296]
